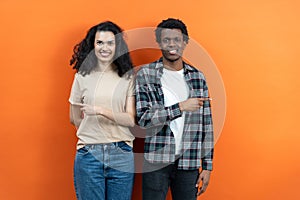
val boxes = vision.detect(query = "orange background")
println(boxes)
[1,0,300,199]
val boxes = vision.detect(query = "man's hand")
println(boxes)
[196,170,211,196]
[179,98,211,112]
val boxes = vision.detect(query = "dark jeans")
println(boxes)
[142,159,199,200]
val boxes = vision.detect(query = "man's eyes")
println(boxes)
[162,38,170,43]
[162,38,182,43]
[174,38,182,42]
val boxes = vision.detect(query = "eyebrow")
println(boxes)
[162,36,181,39]
[95,39,115,42]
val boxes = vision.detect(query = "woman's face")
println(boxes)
[94,31,116,65]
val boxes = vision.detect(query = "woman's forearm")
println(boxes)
[97,106,135,127]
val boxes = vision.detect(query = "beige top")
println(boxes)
[69,70,135,149]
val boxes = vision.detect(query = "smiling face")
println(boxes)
[159,28,187,63]
[94,31,116,65]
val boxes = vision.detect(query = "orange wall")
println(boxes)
[1,0,300,199]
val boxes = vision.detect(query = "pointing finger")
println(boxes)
[198,97,212,101]
[71,102,86,107]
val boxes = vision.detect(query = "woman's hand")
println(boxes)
[73,103,102,115]
[72,96,135,127]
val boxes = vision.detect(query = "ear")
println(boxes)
[183,40,187,49]
[158,42,163,49]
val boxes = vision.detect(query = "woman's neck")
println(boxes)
[96,62,114,72]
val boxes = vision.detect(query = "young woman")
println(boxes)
[69,21,135,200]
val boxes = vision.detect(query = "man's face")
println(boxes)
[159,28,186,62]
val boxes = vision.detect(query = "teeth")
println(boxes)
[100,52,110,57]
[169,50,177,54]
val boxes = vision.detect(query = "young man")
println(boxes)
[135,18,214,200]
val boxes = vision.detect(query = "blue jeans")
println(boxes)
[74,142,134,200]
[142,159,199,200]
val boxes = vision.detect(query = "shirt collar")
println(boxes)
[155,57,195,77]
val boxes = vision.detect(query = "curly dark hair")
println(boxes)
[155,18,189,44]
[70,21,133,77]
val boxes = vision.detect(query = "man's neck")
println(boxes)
[162,57,183,71]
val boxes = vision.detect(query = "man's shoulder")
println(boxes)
[136,59,161,76]
[184,62,206,78]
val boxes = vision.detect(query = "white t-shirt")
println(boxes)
[161,68,189,155]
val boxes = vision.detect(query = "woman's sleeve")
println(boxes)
[69,73,82,104]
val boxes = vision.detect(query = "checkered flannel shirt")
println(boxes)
[135,58,214,170]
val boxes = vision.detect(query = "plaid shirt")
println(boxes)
[135,58,214,170]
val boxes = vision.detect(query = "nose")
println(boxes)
[167,39,178,48]
[102,43,108,50]
[168,39,176,46]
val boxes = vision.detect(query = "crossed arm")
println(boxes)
[70,96,136,128]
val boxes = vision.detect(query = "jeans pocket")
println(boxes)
[77,145,91,155]
[116,142,132,153]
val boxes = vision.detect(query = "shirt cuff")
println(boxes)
[168,103,182,120]
[202,159,213,171]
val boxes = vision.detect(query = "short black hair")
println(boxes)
[155,18,189,44]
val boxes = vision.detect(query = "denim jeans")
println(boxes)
[74,142,134,200]
[142,159,199,200]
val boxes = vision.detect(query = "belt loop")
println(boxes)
[113,142,118,147]
[115,141,123,147]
